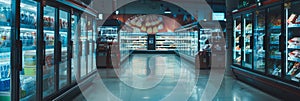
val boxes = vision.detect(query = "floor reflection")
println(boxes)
[73,54,279,101]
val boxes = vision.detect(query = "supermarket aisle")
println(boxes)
[73,54,279,101]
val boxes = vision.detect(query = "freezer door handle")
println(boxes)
[86,40,89,55]
[250,36,253,49]
[279,35,284,52]
[79,41,82,56]
[42,41,46,66]
[70,41,73,58]
[16,40,22,71]
[58,41,62,62]
[263,35,267,50]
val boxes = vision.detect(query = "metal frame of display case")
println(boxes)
[0,0,98,101]
[231,0,300,100]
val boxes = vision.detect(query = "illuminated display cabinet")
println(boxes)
[231,0,300,99]
[0,0,98,100]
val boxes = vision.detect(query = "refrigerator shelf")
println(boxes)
[271,26,281,30]
[270,55,281,59]
[288,24,300,28]
[288,57,300,62]
[269,41,280,44]
[287,45,300,49]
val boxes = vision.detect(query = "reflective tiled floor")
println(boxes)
[73,54,280,101]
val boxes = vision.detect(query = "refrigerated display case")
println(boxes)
[43,5,55,98]
[156,32,177,50]
[253,10,266,72]
[199,29,212,51]
[231,0,300,99]
[19,0,38,100]
[267,5,282,77]
[285,1,300,82]
[58,10,68,89]
[233,16,242,66]
[0,0,11,100]
[71,14,79,82]
[242,13,253,69]
[174,29,199,57]
[0,0,98,100]
[80,16,87,77]
[120,33,147,51]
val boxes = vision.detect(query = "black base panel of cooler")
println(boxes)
[132,50,176,54]
[231,66,300,100]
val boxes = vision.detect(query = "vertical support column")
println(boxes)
[54,7,59,92]
[11,0,20,101]
[225,0,239,74]
[36,0,45,100]
[147,34,156,50]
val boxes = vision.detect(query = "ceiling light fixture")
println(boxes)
[164,7,171,14]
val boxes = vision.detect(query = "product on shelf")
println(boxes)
[270,34,280,42]
[235,35,241,42]
[235,23,241,30]
[258,47,265,54]
[235,45,241,51]
[289,50,300,58]
[271,16,281,26]
[246,45,250,49]
[295,72,300,79]
[287,14,298,24]
[288,62,300,76]
[288,37,300,46]
[235,56,241,63]
[270,50,281,56]
[0,10,7,22]
[272,65,281,76]
[245,23,252,31]
[246,35,251,39]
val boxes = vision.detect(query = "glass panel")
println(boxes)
[87,18,92,73]
[93,20,96,70]
[80,16,87,77]
[71,15,78,82]
[43,5,55,97]
[242,13,253,69]
[254,10,266,72]
[285,2,300,82]
[59,10,68,89]
[267,6,282,77]
[233,16,242,65]
[20,0,37,100]
[0,0,11,100]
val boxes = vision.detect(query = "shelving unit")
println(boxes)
[120,32,147,51]
[156,32,177,50]
[174,29,198,57]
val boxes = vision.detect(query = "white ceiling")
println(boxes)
[90,0,226,21]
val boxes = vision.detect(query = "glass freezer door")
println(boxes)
[80,16,87,78]
[58,10,68,89]
[87,18,93,73]
[254,10,266,72]
[71,14,79,82]
[267,6,282,77]
[242,13,253,69]
[233,16,242,66]
[285,1,300,82]
[0,0,11,100]
[43,5,55,97]
[20,0,37,100]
